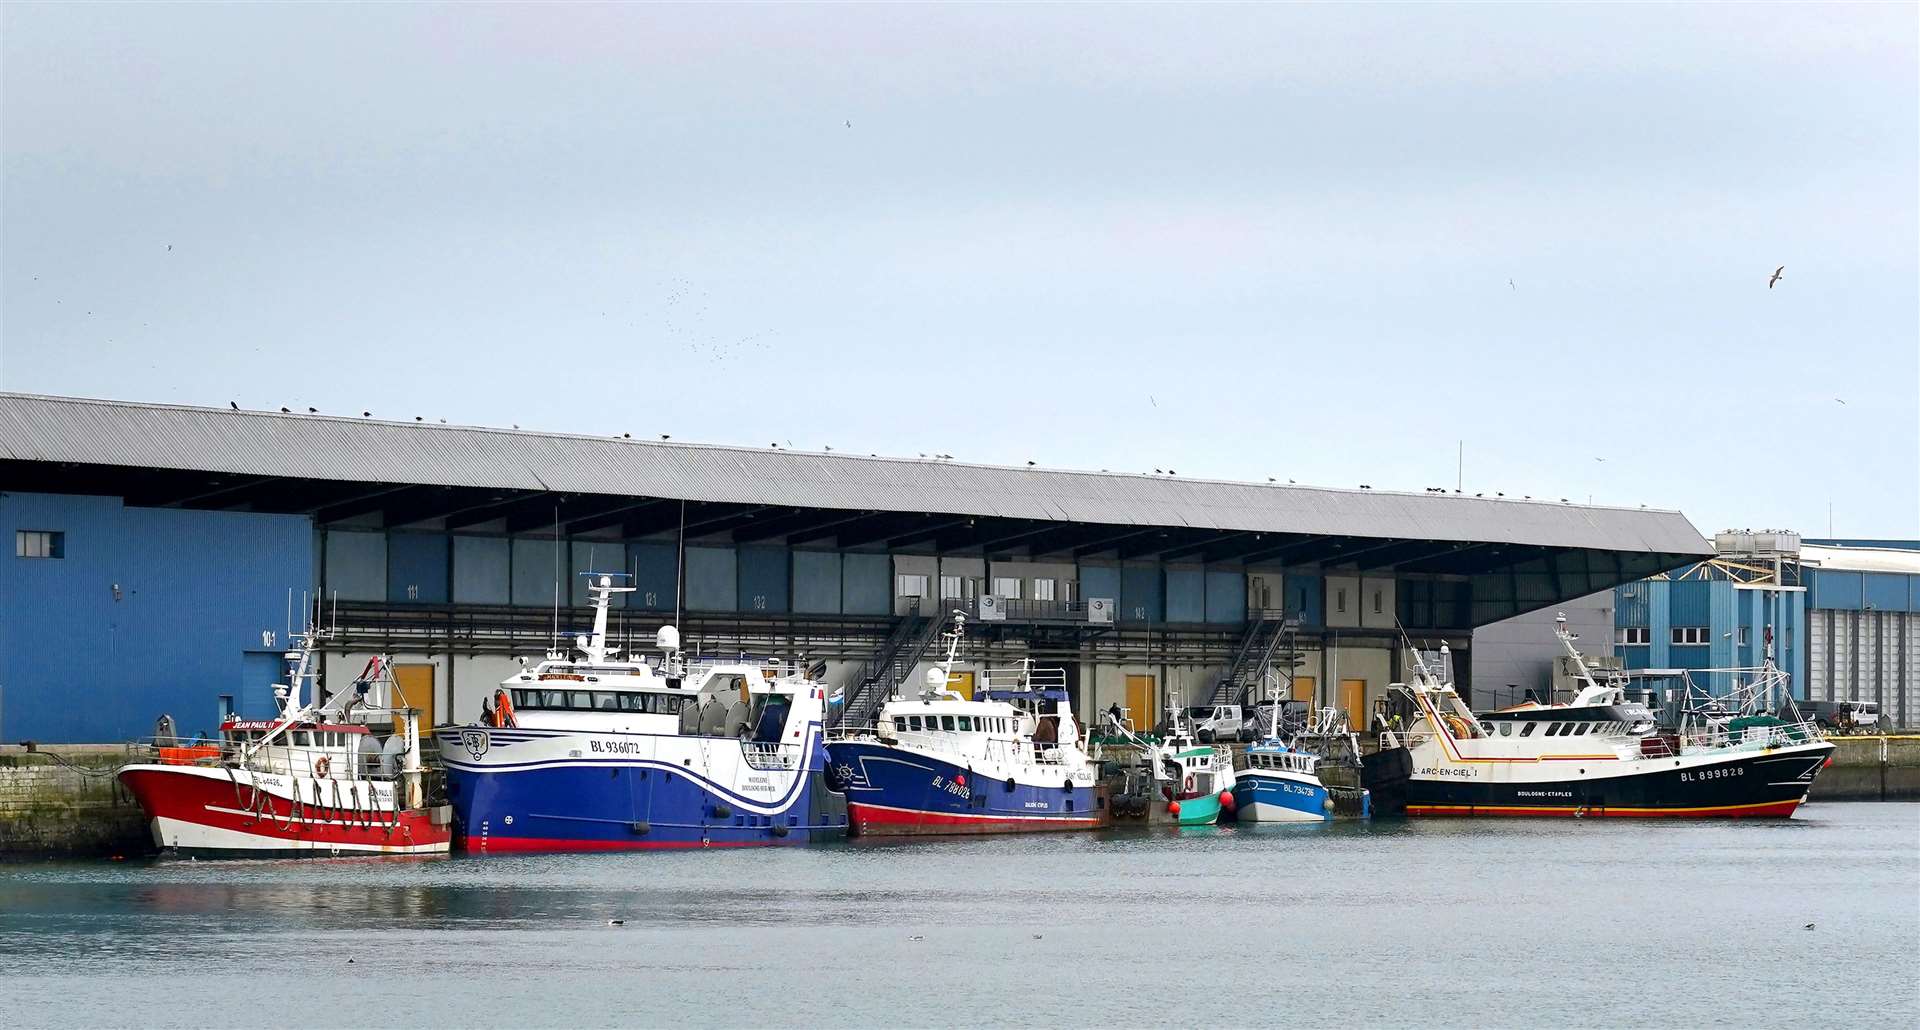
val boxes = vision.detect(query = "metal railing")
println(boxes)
[739,741,802,771]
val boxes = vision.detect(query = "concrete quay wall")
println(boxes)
[0,747,151,859]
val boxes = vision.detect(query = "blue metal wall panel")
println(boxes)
[1079,566,1122,608]
[792,551,842,614]
[1669,580,1711,626]
[684,546,737,611]
[0,492,310,742]
[1616,581,1651,626]
[386,533,447,604]
[452,536,510,605]
[1809,569,1863,610]
[1204,570,1245,624]
[842,553,890,615]
[240,651,283,720]
[1120,565,1163,622]
[571,540,626,607]
[628,542,677,612]
[510,537,563,607]
[1165,568,1204,622]
[1863,573,1909,612]
[1285,572,1323,626]
[1708,579,1734,679]
[738,547,790,613]
[325,530,386,601]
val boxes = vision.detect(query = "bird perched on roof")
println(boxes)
[307,407,317,414]
[414,416,423,422]
[1769,265,1785,289]
[280,406,290,413]
[1267,477,1276,482]
[1359,484,1371,490]
[363,411,372,417]
[622,432,630,438]
[824,445,833,452]
[229,401,239,410]
[1027,460,1036,467]
[1168,470,1176,475]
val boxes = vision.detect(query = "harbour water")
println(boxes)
[4,803,1916,1028]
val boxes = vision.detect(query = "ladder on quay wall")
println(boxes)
[1210,612,1303,707]
[831,605,951,728]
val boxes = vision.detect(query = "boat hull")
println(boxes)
[443,726,849,852]
[1165,793,1221,825]
[828,741,1107,836]
[117,765,450,857]
[1232,772,1332,823]
[1368,741,1833,818]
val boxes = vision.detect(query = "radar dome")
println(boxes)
[655,625,681,652]
[925,668,946,689]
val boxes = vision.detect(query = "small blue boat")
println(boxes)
[1232,738,1336,822]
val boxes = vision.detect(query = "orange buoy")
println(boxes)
[1219,789,1235,809]
[1168,801,1182,817]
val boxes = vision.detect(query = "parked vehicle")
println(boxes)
[1181,704,1245,743]
[1242,700,1309,741]
[1800,699,1881,735]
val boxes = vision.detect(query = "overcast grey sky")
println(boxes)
[3,2,1915,538]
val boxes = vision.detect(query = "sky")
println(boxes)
[2,2,1915,539]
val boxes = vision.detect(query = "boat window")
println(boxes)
[1498,722,1514,736]
[1519,722,1537,737]
[906,716,921,731]
[941,716,956,731]
[957,716,972,731]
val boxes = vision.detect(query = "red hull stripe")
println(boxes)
[847,801,1104,829]
[118,767,451,848]
[1407,799,1803,818]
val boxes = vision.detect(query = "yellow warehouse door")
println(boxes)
[948,671,976,700]
[1125,675,1155,733]
[1340,679,1366,731]
[1292,675,1317,705]
[391,664,436,737]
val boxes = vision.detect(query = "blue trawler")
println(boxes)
[1232,739,1334,822]
[825,614,1106,836]
[440,574,848,852]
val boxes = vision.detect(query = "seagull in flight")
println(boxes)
[1769,265,1785,289]
[1833,398,1847,405]
[1508,278,1515,290]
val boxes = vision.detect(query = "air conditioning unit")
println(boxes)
[979,595,1006,621]
[1088,598,1114,625]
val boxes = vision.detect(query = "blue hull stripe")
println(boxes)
[826,741,1096,823]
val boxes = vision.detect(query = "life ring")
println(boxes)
[314,755,331,779]
[1183,773,1195,793]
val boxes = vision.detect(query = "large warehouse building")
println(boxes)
[2,393,1712,743]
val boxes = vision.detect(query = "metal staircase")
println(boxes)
[831,604,952,728]
[1210,611,1303,706]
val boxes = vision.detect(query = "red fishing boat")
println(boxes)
[118,632,451,857]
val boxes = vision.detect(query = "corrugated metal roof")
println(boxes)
[0,392,1710,555]
[1802,544,1920,575]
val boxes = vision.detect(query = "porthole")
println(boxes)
[1499,723,1514,737]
